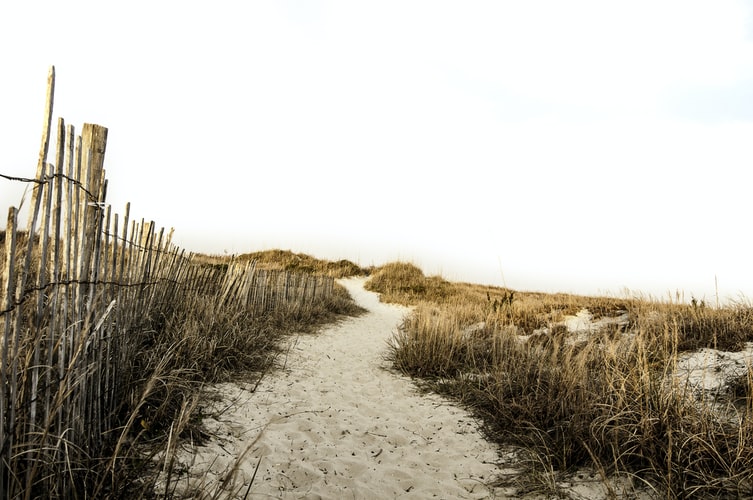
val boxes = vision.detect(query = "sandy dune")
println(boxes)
[156,276,753,499]
[167,277,506,499]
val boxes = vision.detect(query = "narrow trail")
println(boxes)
[173,277,505,499]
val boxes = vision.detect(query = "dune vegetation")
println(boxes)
[6,228,753,498]
[0,233,368,498]
[367,261,753,498]
[191,249,369,278]
[0,69,372,497]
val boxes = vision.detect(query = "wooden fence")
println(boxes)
[219,260,335,313]
[0,67,334,497]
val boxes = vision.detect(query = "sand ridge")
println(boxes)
[169,277,505,499]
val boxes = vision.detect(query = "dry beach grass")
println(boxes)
[368,262,753,498]
[7,62,752,499]
[5,235,753,498]
[1,235,368,498]
[159,277,506,499]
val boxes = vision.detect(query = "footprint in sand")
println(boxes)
[168,277,504,499]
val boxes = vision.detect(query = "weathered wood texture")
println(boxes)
[0,67,335,498]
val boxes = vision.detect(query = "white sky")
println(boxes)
[2,1,753,301]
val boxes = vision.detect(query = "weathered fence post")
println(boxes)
[78,123,108,287]
[25,66,55,234]
[1,207,19,493]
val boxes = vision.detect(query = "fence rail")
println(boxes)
[0,66,333,498]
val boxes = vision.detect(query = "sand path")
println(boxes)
[174,277,504,499]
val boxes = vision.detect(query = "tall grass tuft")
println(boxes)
[1,242,364,498]
[100,263,366,498]
[371,261,753,497]
[2,71,368,497]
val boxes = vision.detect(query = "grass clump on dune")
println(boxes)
[365,261,456,304]
[191,249,369,277]
[368,261,753,498]
[236,249,369,277]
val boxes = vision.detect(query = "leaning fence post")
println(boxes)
[25,66,55,234]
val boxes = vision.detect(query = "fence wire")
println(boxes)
[0,67,334,498]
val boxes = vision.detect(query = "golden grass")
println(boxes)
[368,261,753,497]
[110,254,367,496]
[1,243,365,498]
[192,249,370,278]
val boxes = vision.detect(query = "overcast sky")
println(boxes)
[2,1,753,301]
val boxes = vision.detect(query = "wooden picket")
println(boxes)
[0,66,336,498]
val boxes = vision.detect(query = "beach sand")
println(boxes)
[164,277,508,498]
[156,277,708,499]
